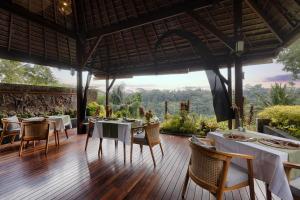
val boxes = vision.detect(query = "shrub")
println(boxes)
[258,105,300,138]
[86,102,105,117]
[161,112,227,136]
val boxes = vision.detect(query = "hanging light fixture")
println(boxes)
[70,68,75,76]
[58,0,72,16]
[235,40,245,53]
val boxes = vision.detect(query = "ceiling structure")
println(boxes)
[0,0,300,78]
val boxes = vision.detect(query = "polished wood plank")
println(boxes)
[0,130,278,200]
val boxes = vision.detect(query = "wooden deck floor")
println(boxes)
[0,130,281,200]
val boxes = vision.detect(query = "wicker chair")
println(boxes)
[84,118,96,151]
[0,116,21,145]
[284,161,300,200]
[19,120,50,156]
[182,138,255,200]
[130,123,163,166]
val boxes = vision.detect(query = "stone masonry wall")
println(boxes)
[0,83,97,116]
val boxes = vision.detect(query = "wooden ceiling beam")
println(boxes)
[86,0,216,39]
[245,0,283,43]
[82,35,104,67]
[187,11,235,51]
[0,1,76,39]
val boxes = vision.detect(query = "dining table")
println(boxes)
[207,130,300,200]
[92,119,143,144]
[91,119,143,162]
[48,115,72,132]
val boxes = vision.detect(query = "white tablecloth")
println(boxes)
[92,120,142,144]
[207,131,293,200]
[48,115,72,132]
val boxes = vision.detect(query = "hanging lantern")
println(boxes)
[58,0,72,16]
[70,68,75,76]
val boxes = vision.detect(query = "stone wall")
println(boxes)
[0,83,97,116]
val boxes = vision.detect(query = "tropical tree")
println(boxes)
[110,84,125,105]
[269,83,296,105]
[277,39,300,79]
[0,59,59,86]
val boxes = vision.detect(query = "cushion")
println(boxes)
[226,164,249,187]
[290,177,300,197]
[191,135,215,150]
[133,133,147,144]
[7,116,21,132]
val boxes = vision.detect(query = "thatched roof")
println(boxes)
[0,0,300,78]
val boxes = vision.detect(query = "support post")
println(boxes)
[76,68,83,134]
[234,0,244,128]
[227,65,233,130]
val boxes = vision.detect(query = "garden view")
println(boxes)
[0,39,300,139]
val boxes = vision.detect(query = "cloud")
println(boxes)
[264,74,299,82]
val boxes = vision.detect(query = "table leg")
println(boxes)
[123,143,126,163]
[265,183,272,200]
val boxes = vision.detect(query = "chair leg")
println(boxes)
[130,143,133,163]
[98,138,103,156]
[10,135,16,144]
[266,183,272,200]
[65,129,69,139]
[56,131,60,146]
[45,138,49,155]
[140,144,143,153]
[84,134,90,151]
[159,143,164,156]
[182,169,189,199]
[54,132,57,146]
[33,140,36,148]
[19,139,24,156]
[0,134,4,145]
[149,146,156,166]
[249,179,255,200]
[123,142,126,163]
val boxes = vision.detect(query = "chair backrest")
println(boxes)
[2,116,20,132]
[22,120,50,140]
[188,139,232,193]
[144,123,160,146]
[88,118,96,136]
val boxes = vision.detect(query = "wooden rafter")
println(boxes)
[245,0,283,43]
[86,0,215,39]
[187,11,235,51]
[82,35,104,67]
[0,1,76,39]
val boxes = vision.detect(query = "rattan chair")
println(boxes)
[19,120,50,156]
[284,161,300,200]
[130,123,163,166]
[84,118,96,151]
[182,138,255,200]
[0,116,21,145]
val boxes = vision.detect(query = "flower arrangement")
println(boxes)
[145,110,153,123]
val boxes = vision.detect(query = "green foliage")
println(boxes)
[277,38,300,79]
[270,83,296,105]
[0,59,59,86]
[109,85,142,118]
[161,112,227,136]
[111,84,125,105]
[86,102,105,117]
[258,105,300,138]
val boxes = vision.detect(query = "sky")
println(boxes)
[51,61,300,91]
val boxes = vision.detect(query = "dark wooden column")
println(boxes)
[227,65,233,129]
[234,0,243,128]
[105,75,109,109]
[76,68,83,134]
